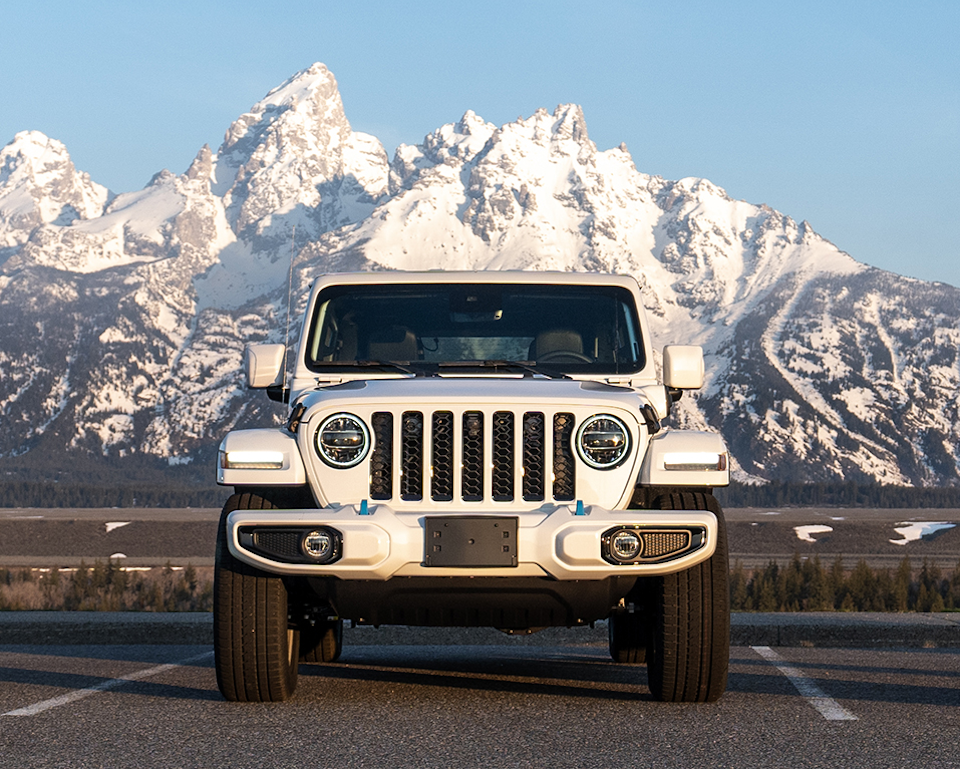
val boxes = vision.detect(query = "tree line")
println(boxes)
[731,555,960,612]
[0,481,225,509]
[0,561,212,612]
[715,480,960,508]
[3,556,957,613]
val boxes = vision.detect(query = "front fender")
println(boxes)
[638,429,729,487]
[217,428,306,486]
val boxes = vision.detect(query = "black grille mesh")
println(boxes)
[253,530,301,559]
[522,412,545,501]
[400,411,424,501]
[643,531,690,558]
[492,411,515,502]
[369,412,393,500]
[461,411,484,501]
[552,413,576,501]
[431,411,454,502]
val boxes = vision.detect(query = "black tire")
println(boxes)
[608,610,649,664]
[646,490,729,703]
[214,492,300,702]
[300,618,343,663]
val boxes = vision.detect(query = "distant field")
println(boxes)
[1,503,958,612]
[2,507,959,570]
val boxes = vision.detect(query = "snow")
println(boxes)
[1,62,958,485]
[889,521,955,546]
[794,525,833,542]
[105,522,132,533]
[0,131,109,251]
[255,62,338,112]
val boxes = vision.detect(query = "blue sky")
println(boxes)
[4,1,958,287]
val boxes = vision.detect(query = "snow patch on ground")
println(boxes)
[889,522,955,545]
[794,525,833,542]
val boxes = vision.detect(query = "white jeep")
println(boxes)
[214,271,730,702]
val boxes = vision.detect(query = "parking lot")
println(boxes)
[1,639,957,769]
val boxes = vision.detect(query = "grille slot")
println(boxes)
[369,412,393,500]
[431,411,454,502]
[491,411,515,502]
[400,411,424,501]
[552,413,576,501]
[461,411,484,502]
[522,412,545,501]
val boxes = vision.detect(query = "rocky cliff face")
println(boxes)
[1,63,957,486]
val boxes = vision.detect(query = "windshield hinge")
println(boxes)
[639,404,662,435]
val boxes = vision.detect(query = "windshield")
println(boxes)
[305,283,645,375]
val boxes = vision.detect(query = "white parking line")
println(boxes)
[752,645,858,721]
[2,651,214,717]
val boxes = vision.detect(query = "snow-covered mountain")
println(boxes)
[1,63,957,486]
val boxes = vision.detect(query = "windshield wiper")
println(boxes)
[437,360,569,379]
[352,360,425,376]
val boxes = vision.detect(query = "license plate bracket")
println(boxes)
[424,516,518,567]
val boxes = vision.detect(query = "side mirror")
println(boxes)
[245,344,286,388]
[662,345,704,390]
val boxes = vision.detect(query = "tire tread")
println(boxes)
[214,492,299,702]
[647,490,729,703]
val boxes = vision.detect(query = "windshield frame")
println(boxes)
[302,280,647,377]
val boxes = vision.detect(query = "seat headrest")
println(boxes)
[530,329,583,359]
[367,326,419,361]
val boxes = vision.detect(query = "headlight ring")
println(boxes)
[576,414,630,469]
[315,413,370,468]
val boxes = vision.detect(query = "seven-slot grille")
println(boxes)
[368,410,576,504]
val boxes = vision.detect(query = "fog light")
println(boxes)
[302,530,333,560]
[611,530,642,560]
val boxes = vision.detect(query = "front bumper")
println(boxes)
[226,503,718,580]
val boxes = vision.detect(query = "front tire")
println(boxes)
[646,490,729,703]
[300,619,343,663]
[608,611,649,664]
[214,492,300,702]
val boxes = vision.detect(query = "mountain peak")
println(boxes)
[253,62,340,115]
[551,103,589,143]
[0,130,109,244]
[4,130,61,159]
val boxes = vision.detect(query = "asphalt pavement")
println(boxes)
[1,612,959,648]
[0,643,956,768]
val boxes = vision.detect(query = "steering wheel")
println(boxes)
[537,350,593,363]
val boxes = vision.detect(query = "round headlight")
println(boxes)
[576,414,630,469]
[316,413,370,468]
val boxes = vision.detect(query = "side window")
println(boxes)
[617,302,641,364]
[310,300,337,362]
